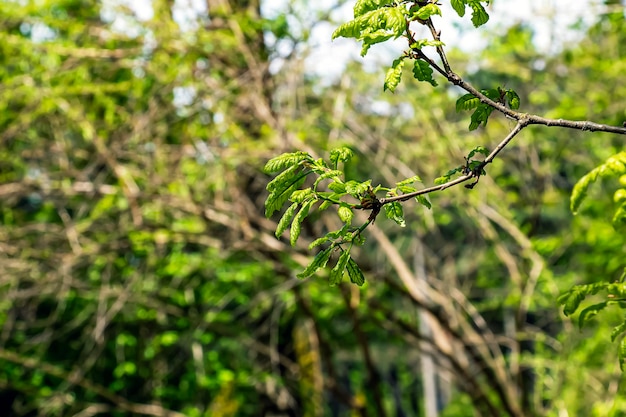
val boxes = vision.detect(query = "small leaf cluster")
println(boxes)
[558,275,626,369]
[332,0,408,57]
[265,148,435,286]
[571,151,626,230]
[434,146,489,184]
[383,175,431,226]
[265,147,374,286]
[456,87,520,130]
[450,0,490,28]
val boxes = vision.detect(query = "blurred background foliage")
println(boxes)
[0,0,625,416]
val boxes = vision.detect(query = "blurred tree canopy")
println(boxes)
[0,0,625,416]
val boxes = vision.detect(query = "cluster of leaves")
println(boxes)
[434,145,489,185]
[557,152,626,367]
[570,152,626,229]
[332,0,489,88]
[558,275,626,369]
[456,87,520,130]
[264,148,431,285]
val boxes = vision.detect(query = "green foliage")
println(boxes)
[456,88,519,130]
[332,6,407,56]
[297,246,335,279]
[384,202,406,227]
[384,58,405,92]
[571,152,626,231]
[558,281,626,370]
[346,257,366,286]
[4,0,626,416]
[330,248,351,285]
[412,4,442,20]
[450,0,491,27]
[413,59,438,87]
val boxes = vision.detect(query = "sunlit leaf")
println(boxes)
[265,171,308,217]
[338,204,354,225]
[264,151,311,173]
[456,93,480,111]
[353,0,394,17]
[275,202,299,238]
[416,195,431,209]
[413,4,441,20]
[330,147,355,166]
[411,39,445,49]
[384,202,406,227]
[612,321,626,342]
[290,200,315,246]
[396,175,422,186]
[578,301,610,329]
[290,188,314,203]
[571,152,626,214]
[384,58,405,93]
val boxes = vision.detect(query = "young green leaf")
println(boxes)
[469,104,494,130]
[613,203,626,230]
[275,202,299,238]
[384,58,405,93]
[267,164,301,192]
[467,0,489,27]
[328,181,347,194]
[290,200,315,246]
[505,89,521,109]
[330,146,355,167]
[345,180,371,197]
[347,257,365,286]
[412,60,437,86]
[411,39,445,50]
[330,248,351,285]
[558,289,585,317]
[314,170,343,189]
[450,0,465,17]
[578,301,610,329]
[384,202,406,227]
[264,151,311,173]
[297,246,334,279]
[318,201,332,212]
[309,236,330,250]
[467,145,489,159]
[397,185,417,194]
[338,204,354,225]
[332,19,362,40]
[333,8,406,57]
[353,0,394,17]
[416,195,431,209]
[612,321,626,342]
[358,8,407,56]
[434,167,463,185]
[413,4,441,20]
[265,172,308,217]
[290,188,314,203]
[396,175,422,186]
[571,152,626,213]
[456,93,480,111]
